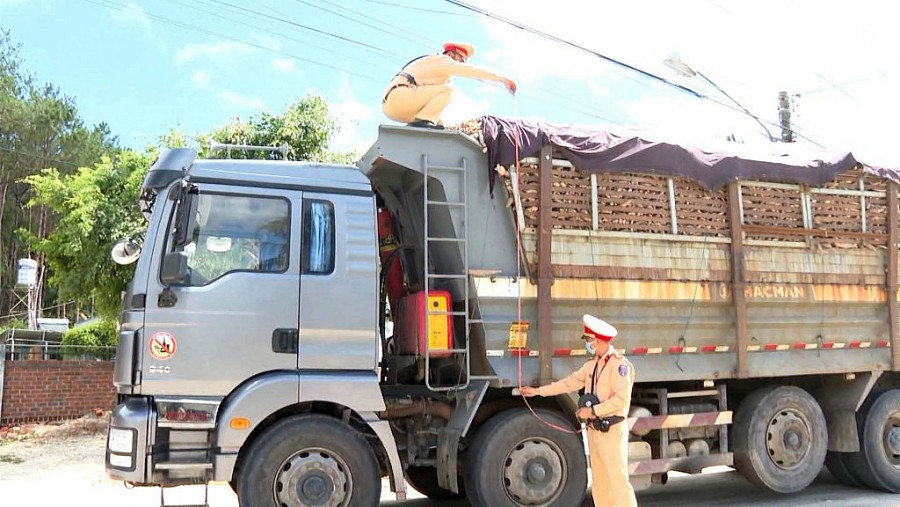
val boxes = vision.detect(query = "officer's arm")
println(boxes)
[538,361,591,396]
[445,59,505,81]
[592,361,634,417]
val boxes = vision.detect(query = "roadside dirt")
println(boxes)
[0,413,238,506]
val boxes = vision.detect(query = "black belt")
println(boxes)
[383,83,412,103]
[587,415,625,432]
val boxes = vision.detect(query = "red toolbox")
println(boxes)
[395,290,454,357]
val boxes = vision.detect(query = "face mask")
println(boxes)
[585,340,596,355]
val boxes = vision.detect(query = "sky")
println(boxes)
[2,0,899,167]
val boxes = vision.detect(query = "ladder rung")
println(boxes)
[426,200,465,207]
[426,273,468,279]
[427,311,468,317]
[428,348,468,354]
[426,165,466,173]
[427,237,465,243]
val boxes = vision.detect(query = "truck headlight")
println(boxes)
[108,427,135,454]
[108,453,133,469]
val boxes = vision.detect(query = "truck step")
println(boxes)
[159,484,209,507]
[155,462,213,471]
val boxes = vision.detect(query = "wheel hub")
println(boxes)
[767,409,812,470]
[503,439,565,506]
[276,450,350,507]
[884,418,900,462]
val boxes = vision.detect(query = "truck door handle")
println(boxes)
[272,328,299,354]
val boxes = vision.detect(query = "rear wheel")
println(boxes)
[846,389,900,492]
[733,386,827,493]
[465,408,587,507]
[404,466,465,500]
[237,415,379,507]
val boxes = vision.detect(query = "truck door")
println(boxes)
[141,183,300,396]
[297,192,379,371]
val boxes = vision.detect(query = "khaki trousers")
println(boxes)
[587,423,637,507]
[382,84,452,124]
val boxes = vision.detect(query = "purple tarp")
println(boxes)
[480,115,900,195]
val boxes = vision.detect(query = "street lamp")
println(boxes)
[664,55,777,142]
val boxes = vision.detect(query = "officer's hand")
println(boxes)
[576,407,594,420]
[519,386,539,397]
[502,78,517,95]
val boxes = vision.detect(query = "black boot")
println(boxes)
[407,119,444,130]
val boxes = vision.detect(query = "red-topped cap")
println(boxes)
[583,314,618,342]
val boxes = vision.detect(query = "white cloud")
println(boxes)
[175,41,250,67]
[470,0,900,166]
[271,58,297,74]
[217,90,267,112]
[190,70,211,89]
[329,75,375,153]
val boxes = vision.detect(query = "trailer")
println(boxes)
[106,116,900,506]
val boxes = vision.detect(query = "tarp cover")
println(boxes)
[480,115,900,194]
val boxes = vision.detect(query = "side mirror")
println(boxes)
[111,238,142,265]
[161,251,190,285]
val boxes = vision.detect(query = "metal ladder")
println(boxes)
[422,154,471,392]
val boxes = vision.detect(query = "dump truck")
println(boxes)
[106,115,900,506]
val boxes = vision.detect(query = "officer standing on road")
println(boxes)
[520,315,638,507]
[382,41,517,129]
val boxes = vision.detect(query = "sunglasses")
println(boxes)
[582,334,598,342]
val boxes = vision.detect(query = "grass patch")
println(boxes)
[0,453,24,464]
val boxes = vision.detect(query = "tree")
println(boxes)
[23,150,150,319]
[161,95,355,163]
[0,30,117,327]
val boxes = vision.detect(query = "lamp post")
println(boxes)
[664,55,777,142]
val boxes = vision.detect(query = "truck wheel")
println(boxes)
[846,389,900,492]
[404,466,465,500]
[465,408,587,507]
[733,386,827,493]
[237,415,379,507]
[825,451,863,488]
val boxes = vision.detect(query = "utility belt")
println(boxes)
[587,415,625,432]
[383,72,417,103]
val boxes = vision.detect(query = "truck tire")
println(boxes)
[404,466,465,500]
[464,408,587,507]
[824,451,863,488]
[236,415,379,507]
[846,389,900,492]
[733,385,827,493]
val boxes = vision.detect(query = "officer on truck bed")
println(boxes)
[381,41,517,129]
[521,315,638,507]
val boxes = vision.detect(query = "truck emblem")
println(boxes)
[149,332,177,360]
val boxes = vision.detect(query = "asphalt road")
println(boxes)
[381,466,899,506]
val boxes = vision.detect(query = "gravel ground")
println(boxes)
[0,416,420,507]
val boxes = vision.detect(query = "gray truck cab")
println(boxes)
[106,148,405,502]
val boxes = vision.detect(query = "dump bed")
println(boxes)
[360,118,900,386]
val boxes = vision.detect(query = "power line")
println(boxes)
[360,0,477,16]
[442,0,831,147]
[84,0,383,81]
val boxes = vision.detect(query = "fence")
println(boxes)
[0,342,117,426]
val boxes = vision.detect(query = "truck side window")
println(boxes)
[180,192,290,286]
[302,200,335,274]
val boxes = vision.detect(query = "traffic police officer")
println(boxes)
[521,315,637,507]
[382,42,517,129]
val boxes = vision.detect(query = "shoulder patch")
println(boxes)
[617,364,629,377]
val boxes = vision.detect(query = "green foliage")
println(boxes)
[62,319,117,359]
[156,95,355,164]
[0,316,28,334]
[23,150,151,319]
[0,29,118,322]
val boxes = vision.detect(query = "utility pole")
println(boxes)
[778,91,794,143]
